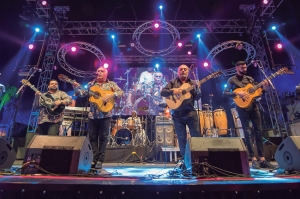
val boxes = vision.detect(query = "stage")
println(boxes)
[1,160,300,199]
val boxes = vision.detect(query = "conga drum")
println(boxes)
[213,109,228,135]
[196,110,204,135]
[202,111,214,136]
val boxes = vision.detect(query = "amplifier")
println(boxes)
[155,116,173,124]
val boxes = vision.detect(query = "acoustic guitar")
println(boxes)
[21,79,65,116]
[165,71,222,110]
[233,67,287,108]
[58,74,114,112]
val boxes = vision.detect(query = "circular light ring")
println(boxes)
[205,40,256,76]
[132,20,180,56]
[57,41,106,78]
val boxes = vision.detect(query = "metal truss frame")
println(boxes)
[205,40,256,76]
[115,55,197,64]
[241,2,288,137]
[49,19,254,36]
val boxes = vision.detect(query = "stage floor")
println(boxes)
[1,160,300,198]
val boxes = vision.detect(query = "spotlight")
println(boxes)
[263,0,268,4]
[111,35,115,39]
[203,62,209,67]
[159,5,163,10]
[235,43,243,50]
[103,63,109,68]
[130,42,135,47]
[41,1,47,6]
[28,44,34,50]
[177,42,183,47]
[197,34,201,38]
[224,84,227,88]
[71,47,77,52]
[155,64,159,68]
[35,28,40,32]
[154,23,160,28]
[84,85,88,88]
[187,51,191,55]
[271,26,276,30]
[276,42,283,49]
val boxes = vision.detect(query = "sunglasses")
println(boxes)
[155,76,162,78]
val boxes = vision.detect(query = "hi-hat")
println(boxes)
[114,77,126,81]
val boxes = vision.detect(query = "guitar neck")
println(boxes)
[28,85,48,101]
[64,78,98,97]
[254,71,282,90]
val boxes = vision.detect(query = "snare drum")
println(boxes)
[126,118,136,130]
[115,129,132,145]
[116,118,125,130]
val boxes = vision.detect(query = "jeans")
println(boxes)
[173,110,201,157]
[88,117,111,162]
[37,122,60,136]
[236,103,264,158]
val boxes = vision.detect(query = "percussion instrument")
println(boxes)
[213,109,228,135]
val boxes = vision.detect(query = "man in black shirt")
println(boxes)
[161,64,201,160]
[223,61,274,169]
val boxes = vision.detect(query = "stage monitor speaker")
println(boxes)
[21,135,92,174]
[184,137,250,176]
[155,124,174,147]
[275,136,300,171]
[0,138,16,169]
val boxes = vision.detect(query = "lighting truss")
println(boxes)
[48,19,254,36]
[115,55,197,64]
[57,41,106,78]
[205,40,256,76]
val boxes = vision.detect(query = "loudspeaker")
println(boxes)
[21,135,93,174]
[155,124,174,147]
[275,136,300,171]
[184,137,250,176]
[0,138,16,169]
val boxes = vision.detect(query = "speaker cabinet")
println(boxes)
[0,138,16,169]
[184,137,250,176]
[275,136,300,171]
[155,124,174,147]
[21,135,92,174]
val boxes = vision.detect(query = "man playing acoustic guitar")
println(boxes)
[72,66,123,169]
[223,61,274,169]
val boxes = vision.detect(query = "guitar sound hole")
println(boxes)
[248,88,254,94]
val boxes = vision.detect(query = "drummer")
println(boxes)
[127,110,142,130]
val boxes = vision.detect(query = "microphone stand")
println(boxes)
[190,66,202,137]
[8,68,37,143]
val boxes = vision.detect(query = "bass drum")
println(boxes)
[115,129,132,145]
[213,109,228,136]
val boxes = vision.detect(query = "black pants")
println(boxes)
[37,122,60,136]
[173,110,201,157]
[88,117,111,163]
[236,103,264,158]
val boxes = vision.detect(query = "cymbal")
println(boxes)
[137,106,149,110]
[158,103,167,108]
[114,77,126,81]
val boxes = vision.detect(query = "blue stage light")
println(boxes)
[111,35,115,39]
[272,26,276,30]
[159,5,163,10]
[197,34,201,38]
[155,64,159,68]
[35,28,40,32]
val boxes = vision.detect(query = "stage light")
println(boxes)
[187,51,191,55]
[154,23,160,28]
[197,34,201,38]
[111,35,115,39]
[272,26,276,30]
[71,47,77,52]
[235,43,243,50]
[155,63,159,68]
[35,28,40,32]
[28,44,34,50]
[84,85,88,88]
[159,5,163,10]
[130,42,135,47]
[177,42,183,47]
[41,1,47,6]
[263,0,268,4]
[276,42,283,49]
[103,63,109,68]
[203,62,209,67]
[224,84,227,88]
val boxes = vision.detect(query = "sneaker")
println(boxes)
[260,160,275,169]
[95,161,102,169]
[252,160,261,169]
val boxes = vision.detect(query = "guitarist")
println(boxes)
[222,61,274,169]
[72,66,124,169]
[160,64,201,161]
[34,79,72,136]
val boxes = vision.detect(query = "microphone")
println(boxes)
[16,84,25,95]
[251,60,260,67]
